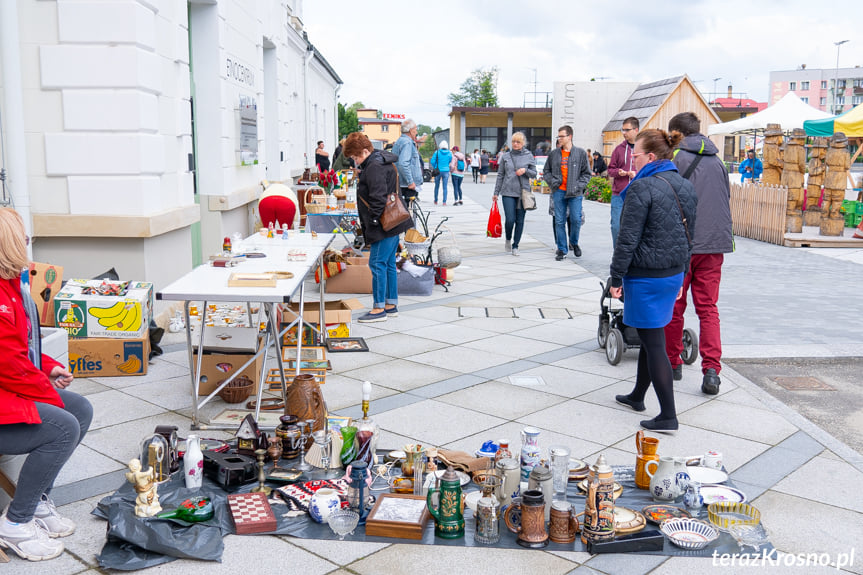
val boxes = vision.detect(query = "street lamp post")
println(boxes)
[712,77,721,103]
[833,40,849,114]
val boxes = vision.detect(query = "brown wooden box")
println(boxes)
[364,493,431,540]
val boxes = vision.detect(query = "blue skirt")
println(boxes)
[622,273,684,329]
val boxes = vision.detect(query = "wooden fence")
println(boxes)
[730,183,787,245]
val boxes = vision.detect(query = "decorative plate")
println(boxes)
[660,518,719,550]
[612,506,647,534]
[568,458,589,480]
[686,466,728,484]
[641,504,691,525]
[424,469,470,488]
[577,479,623,499]
[700,484,746,505]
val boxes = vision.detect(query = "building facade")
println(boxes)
[449,107,552,157]
[0,0,340,291]
[357,109,402,148]
[552,81,639,158]
[769,66,863,114]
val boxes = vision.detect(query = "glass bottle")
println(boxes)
[355,381,378,466]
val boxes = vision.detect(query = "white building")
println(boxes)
[0,0,341,290]
[552,81,639,156]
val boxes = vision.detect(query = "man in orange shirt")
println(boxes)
[543,125,592,260]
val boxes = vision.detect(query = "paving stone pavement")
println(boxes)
[2,176,862,573]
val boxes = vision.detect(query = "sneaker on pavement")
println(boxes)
[505,240,512,252]
[572,244,582,257]
[555,250,565,261]
[512,248,519,256]
[0,512,64,562]
[701,368,721,395]
[34,496,75,538]
[384,306,399,318]
[672,365,683,381]
[357,310,387,323]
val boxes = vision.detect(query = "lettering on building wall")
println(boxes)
[560,83,576,123]
[226,56,256,88]
[383,113,405,119]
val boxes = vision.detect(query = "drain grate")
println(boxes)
[508,375,546,387]
[773,376,834,391]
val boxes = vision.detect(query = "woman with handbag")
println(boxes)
[609,129,697,431]
[343,132,414,323]
[493,132,536,256]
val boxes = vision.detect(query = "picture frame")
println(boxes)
[326,415,352,434]
[286,359,332,371]
[265,368,325,390]
[364,493,431,540]
[325,337,369,353]
[282,345,326,363]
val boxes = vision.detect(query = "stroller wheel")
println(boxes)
[681,328,699,365]
[597,316,610,348]
[606,328,624,365]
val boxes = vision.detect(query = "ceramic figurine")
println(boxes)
[126,458,162,517]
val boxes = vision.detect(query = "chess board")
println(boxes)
[227,492,277,535]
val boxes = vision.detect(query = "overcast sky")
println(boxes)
[304,1,862,129]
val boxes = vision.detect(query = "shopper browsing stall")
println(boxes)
[493,132,537,256]
[0,208,93,562]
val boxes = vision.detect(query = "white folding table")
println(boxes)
[157,233,334,429]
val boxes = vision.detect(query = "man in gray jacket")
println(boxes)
[543,125,592,260]
[663,112,733,395]
[392,119,423,201]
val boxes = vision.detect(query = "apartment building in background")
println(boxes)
[769,66,863,114]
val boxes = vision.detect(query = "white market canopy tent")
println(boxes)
[707,92,833,136]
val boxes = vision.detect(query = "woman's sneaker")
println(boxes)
[35,496,75,538]
[0,511,64,561]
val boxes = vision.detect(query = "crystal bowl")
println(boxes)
[660,518,719,550]
[326,509,359,540]
[729,523,769,551]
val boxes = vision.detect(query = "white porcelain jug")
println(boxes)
[645,456,679,502]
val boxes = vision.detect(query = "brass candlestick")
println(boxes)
[250,449,271,496]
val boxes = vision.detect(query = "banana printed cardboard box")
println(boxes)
[54,280,154,339]
[68,337,150,377]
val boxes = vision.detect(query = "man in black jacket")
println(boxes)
[543,125,592,260]
[663,113,734,395]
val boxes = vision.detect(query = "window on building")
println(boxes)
[821,81,828,89]
[853,95,863,105]
[801,81,810,90]
[820,97,827,106]
[381,125,389,132]
[789,81,796,90]
[854,79,863,89]
[837,79,847,90]
[836,96,846,105]
[800,97,809,104]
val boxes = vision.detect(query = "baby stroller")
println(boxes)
[597,278,698,366]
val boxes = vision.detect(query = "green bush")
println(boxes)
[587,176,612,203]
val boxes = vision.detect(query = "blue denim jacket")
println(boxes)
[392,134,423,188]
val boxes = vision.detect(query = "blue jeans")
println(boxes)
[434,171,450,203]
[452,175,463,202]
[369,234,400,309]
[501,195,526,248]
[552,191,583,253]
[1,389,93,522]
[610,193,623,249]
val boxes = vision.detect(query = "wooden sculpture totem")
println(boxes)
[781,128,807,233]
[762,124,784,185]
[803,138,828,227]
[821,132,851,236]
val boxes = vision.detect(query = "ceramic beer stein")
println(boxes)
[495,457,521,508]
[528,464,554,522]
[426,466,465,539]
[520,427,541,481]
[503,489,549,548]
[548,501,580,544]
[474,496,501,545]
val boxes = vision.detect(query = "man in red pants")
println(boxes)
[664,113,733,395]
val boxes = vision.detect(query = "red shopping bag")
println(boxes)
[487,198,502,238]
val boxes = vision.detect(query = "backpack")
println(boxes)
[457,157,465,171]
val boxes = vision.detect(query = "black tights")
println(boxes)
[628,327,677,420]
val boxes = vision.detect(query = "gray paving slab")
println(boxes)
[584,552,669,575]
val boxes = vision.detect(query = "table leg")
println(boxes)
[319,249,326,346]
[189,301,209,429]
[265,302,289,416]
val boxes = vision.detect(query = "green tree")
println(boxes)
[419,126,443,160]
[447,67,499,107]
[338,101,364,139]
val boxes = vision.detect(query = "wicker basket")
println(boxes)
[304,186,328,214]
[217,375,254,403]
[405,239,431,259]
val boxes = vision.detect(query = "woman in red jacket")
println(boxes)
[0,208,92,562]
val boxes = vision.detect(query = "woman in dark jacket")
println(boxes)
[592,152,607,176]
[609,129,697,431]
[343,132,414,323]
[493,132,536,256]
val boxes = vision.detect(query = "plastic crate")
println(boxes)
[846,213,863,228]
[841,200,855,214]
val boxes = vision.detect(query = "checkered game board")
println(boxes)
[227,492,277,535]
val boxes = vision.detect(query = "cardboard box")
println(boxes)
[54,279,154,340]
[324,256,372,294]
[193,351,264,396]
[279,298,362,346]
[27,262,63,327]
[68,337,150,377]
